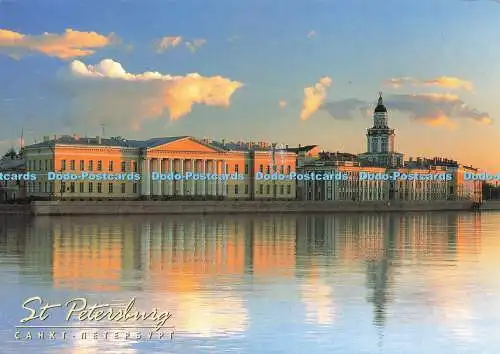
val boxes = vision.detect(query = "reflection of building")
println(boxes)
[3,212,485,337]
[23,136,296,200]
[298,93,482,202]
[51,220,126,291]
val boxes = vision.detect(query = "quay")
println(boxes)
[2,200,498,216]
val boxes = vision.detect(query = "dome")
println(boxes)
[374,92,387,113]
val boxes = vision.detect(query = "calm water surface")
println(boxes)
[1,212,500,353]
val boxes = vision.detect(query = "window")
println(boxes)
[79,183,84,193]
[235,164,239,173]
[70,182,75,193]
[133,183,137,193]
[38,160,41,170]
[245,164,249,174]
[80,160,84,170]
[121,183,126,194]
[70,160,75,170]
[97,160,102,171]
[259,184,263,194]
[245,185,249,194]
[61,160,66,170]
[266,165,270,174]
[88,160,94,171]
[88,183,93,193]
[280,185,284,194]
[133,161,138,172]
[108,183,113,194]
[287,165,291,174]
[44,160,48,170]
[121,161,126,172]
[280,165,284,174]
[234,185,239,194]
[97,183,102,193]
[259,164,263,173]
[61,182,66,193]
[226,164,230,173]
[287,185,291,194]
[109,160,113,171]
[266,185,270,194]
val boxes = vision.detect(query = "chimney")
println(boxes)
[298,144,301,149]
[97,136,101,144]
[286,144,289,149]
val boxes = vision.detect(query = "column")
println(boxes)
[222,160,227,197]
[211,160,216,196]
[191,159,196,196]
[179,159,184,196]
[201,160,206,196]
[141,158,151,197]
[157,158,163,196]
[168,159,174,195]
[160,159,166,196]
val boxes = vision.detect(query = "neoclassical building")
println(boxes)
[298,93,482,202]
[23,136,297,200]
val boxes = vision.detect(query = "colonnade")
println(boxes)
[140,158,228,197]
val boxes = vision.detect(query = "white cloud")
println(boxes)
[300,76,332,120]
[185,38,206,53]
[156,36,182,53]
[58,59,243,129]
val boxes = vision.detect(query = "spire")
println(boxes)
[378,92,383,105]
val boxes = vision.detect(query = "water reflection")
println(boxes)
[0,212,496,353]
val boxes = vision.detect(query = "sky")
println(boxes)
[0,0,499,171]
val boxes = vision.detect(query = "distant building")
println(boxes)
[0,155,26,202]
[23,135,296,200]
[358,93,404,168]
[298,93,482,202]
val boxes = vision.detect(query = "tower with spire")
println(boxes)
[358,92,403,167]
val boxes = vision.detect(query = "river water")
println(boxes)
[0,212,499,353]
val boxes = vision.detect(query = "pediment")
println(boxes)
[148,137,222,153]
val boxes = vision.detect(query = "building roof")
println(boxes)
[285,145,317,153]
[25,135,191,149]
[0,157,25,170]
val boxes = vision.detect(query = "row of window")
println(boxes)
[28,159,294,175]
[59,160,139,173]
[27,182,293,195]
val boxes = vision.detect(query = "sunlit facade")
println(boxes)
[23,136,297,200]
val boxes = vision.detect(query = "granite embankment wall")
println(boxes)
[0,204,32,214]
[16,200,476,216]
[480,201,500,210]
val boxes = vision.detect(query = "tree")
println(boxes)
[3,148,17,159]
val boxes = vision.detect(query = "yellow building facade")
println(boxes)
[23,135,297,200]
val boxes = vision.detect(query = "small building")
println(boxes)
[0,156,27,202]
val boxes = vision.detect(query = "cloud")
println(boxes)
[0,28,117,59]
[58,59,243,129]
[321,98,369,119]
[227,36,241,45]
[155,36,182,53]
[307,30,316,39]
[386,93,491,127]
[279,100,287,108]
[300,77,332,120]
[185,38,206,53]
[321,93,492,128]
[385,76,473,90]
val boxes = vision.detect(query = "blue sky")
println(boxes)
[1,0,499,170]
